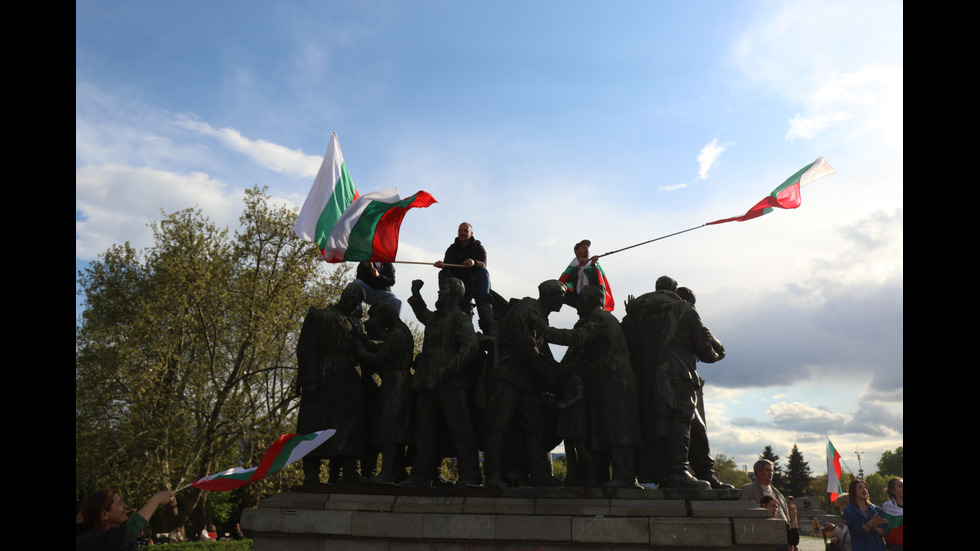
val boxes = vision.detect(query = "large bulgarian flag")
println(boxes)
[294,132,360,255]
[322,188,437,263]
[192,430,335,491]
[559,260,615,312]
[707,157,836,225]
[826,436,843,503]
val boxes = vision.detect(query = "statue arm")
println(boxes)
[407,286,433,326]
[547,315,603,347]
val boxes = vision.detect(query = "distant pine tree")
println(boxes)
[785,444,812,498]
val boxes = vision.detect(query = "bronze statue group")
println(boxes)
[296,222,732,491]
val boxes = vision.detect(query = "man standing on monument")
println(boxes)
[434,222,493,333]
[399,277,482,488]
[484,279,566,489]
[559,239,614,311]
[621,275,728,489]
[296,282,367,485]
[547,285,640,488]
[354,261,401,315]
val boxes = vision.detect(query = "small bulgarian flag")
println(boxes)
[707,157,836,225]
[294,132,360,256]
[192,430,335,491]
[559,260,615,312]
[322,188,437,262]
[826,436,843,503]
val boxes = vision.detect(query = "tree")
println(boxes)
[713,453,751,488]
[759,445,787,493]
[863,472,891,506]
[785,444,812,498]
[876,446,903,477]
[76,187,353,535]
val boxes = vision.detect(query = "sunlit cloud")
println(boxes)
[175,116,322,179]
[697,138,727,179]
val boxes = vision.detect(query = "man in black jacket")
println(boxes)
[434,222,494,333]
[354,261,401,315]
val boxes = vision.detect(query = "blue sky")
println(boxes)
[76,0,903,478]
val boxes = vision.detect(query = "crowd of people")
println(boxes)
[742,464,903,551]
[297,222,732,491]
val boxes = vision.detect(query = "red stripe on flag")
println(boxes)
[370,192,438,261]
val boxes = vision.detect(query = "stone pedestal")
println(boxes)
[243,486,788,550]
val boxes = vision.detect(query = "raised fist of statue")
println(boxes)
[411,279,424,295]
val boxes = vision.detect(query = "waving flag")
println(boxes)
[707,157,836,225]
[294,132,360,255]
[826,436,843,502]
[322,189,437,263]
[559,260,615,312]
[192,430,335,491]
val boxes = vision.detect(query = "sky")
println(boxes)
[76,0,903,479]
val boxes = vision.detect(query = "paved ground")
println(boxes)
[798,535,829,551]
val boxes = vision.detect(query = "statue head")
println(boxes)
[655,275,678,292]
[338,282,366,315]
[538,279,566,312]
[577,284,604,314]
[437,277,466,308]
[677,286,696,305]
[369,301,398,327]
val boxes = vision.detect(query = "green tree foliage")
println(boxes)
[785,444,812,498]
[876,446,903,477]
[862,473,891,506]
[713,453,751,487]
[76,187,352,534]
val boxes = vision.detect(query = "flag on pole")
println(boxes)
[826,436,843,503]
[192,430,336,492]
[294,132,360,255]
[322,188,437,262]
[707,157,836,225]
[559,260,616,312]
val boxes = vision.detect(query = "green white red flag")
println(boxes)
[707,157,836,225]
[294,132,360,256]
[192,430,335,492]
[826,436,843,502]
[558,260,615,312]
[322,188,437,263]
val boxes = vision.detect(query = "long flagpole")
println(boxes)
[595,224,707,259]
[316,258,465,267]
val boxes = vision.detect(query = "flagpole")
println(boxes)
[595,224,707,259]
[316,258,465,267]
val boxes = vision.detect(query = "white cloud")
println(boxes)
[75,164,241,259]
[175,116,323,179]
[697,138,727,180]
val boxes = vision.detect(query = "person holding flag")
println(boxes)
[559,240,614,312]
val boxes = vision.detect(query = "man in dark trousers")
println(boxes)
[434,222,493,333]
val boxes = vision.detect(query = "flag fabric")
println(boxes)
[294,132,360,255]
[707,157,836,225]
[322,188,437,263]
[882,498,904,546]
[192,430,336,492]
[559,259,615,312]
[826,436,843,503]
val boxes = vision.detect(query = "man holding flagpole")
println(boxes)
[559,240,615,312]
